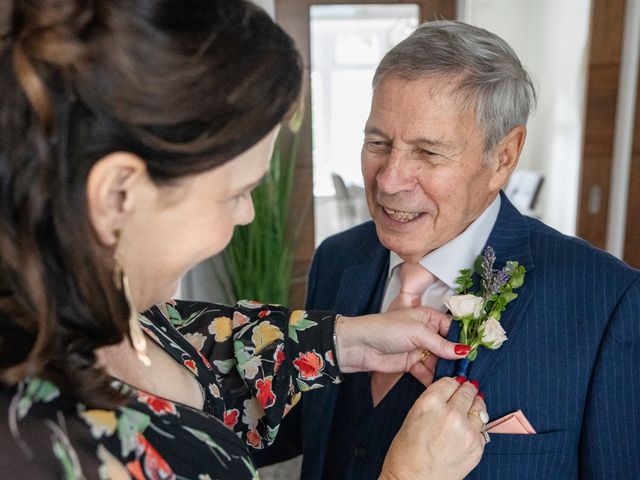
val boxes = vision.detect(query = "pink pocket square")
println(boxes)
[486,410,536,434]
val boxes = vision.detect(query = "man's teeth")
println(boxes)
[384,207,421,223]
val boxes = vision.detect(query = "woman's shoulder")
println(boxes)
[0,378,257,479]
[0,379,105,477]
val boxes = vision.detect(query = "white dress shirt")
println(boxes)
[380,196,501,313]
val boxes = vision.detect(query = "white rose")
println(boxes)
[480,317,508,349]
[444,294,484,319]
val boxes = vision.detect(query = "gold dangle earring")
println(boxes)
[113,233,152,367]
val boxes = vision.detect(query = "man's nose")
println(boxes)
[376,147,415,194]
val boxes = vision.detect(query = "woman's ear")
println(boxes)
[488,125,527,191]
[86,152,148,247]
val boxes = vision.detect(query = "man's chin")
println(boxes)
[375,229,436,263]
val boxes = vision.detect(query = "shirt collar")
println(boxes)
[388,195,501,289]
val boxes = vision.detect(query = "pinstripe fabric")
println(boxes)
[254,193,640,479]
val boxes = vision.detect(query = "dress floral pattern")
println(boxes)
[0,300,341,479]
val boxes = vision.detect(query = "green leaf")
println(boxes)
[183,426,232,462]
[52,438,76,480]
[510,275,524,289]
[18,379,60,419]
[288,327,299,343]
[267,425,280,442]
[166,304,201,328]
[467,349,478,361]
[454,269,474,294]
[288,316,318,342]
[474,255,484,275]
[241,456,260,480]
[295,378,323,392]
[503,291,518,303]
[508,265,526,289]
[213,359,236,374]
[234,340,252,364]
[117,407,151,457]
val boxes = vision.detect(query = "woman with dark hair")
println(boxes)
[0,1,487,478]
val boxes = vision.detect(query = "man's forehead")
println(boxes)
[373,73,465,101]
[367,77,478,139]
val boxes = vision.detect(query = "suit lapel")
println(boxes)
[436,192,536,381]
[334,253,389,315]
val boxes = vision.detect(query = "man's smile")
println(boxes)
[382,206,425,223]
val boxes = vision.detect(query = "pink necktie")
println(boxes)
[371,262,437,407]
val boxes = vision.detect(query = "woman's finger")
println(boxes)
[410,327,470,361]
[411,307,451,332]
[466,395,489,430]
[408,353,437,386]
[448,379,479,412]
[420,376,462,402]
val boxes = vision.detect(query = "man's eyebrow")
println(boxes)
[414,137,456,150]
[363,126,387,136]
[363,127,455,150]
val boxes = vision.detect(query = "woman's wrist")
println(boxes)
[333,314,356,372]
[379,468,433,480]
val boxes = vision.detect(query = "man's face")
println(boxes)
[362,75,504,263]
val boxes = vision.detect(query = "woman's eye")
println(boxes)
[232,191,250,203]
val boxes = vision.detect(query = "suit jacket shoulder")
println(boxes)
[525,214,639,295]
[307,221,388,313]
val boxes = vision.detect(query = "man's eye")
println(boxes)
[417,148,437,157]
[365,141,389,153]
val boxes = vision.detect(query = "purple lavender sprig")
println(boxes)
[481,246,496,280]
[479,246,513,300]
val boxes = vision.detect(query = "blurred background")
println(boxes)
[179,2,640,475]
[182,0,639,300]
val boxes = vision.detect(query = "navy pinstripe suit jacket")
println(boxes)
[255,193,640,479]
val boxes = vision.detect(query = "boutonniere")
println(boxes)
[445,246,525,376]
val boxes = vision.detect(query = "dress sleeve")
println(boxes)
[171,300,342,450]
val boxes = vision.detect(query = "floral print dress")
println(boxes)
[0,300,341,479]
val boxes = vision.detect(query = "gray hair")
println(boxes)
[373,20,537,155]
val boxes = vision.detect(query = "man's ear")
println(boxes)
[489,125,527,191]
[86,152,148,247]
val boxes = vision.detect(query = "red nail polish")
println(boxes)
[477,391,485,400]
[469,379,480,389]
[454,344,471,355]
[455,376,466,384]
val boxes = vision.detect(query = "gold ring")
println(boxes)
[468,409,489,425]
[420,349,432,362]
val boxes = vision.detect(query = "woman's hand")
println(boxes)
[380,377,488,480]
[334,307,469,378]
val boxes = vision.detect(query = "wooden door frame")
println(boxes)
[276,0,457,307]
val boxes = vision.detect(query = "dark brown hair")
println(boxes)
[0,0,302,405]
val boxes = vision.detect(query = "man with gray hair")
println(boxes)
[255,20,640,479]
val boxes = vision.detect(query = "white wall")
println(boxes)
[253,0,593,233]
[251,0,274,17]
[459,0,592,235]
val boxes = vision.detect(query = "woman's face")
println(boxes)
[117,127,279,310]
